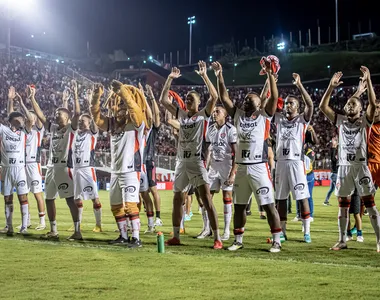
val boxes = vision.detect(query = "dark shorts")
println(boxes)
[349,189,362,215]
[145,160,157,187]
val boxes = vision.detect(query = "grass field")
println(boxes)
[1,187,380,299]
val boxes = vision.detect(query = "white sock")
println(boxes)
[224,202,232,234]
[50,220,57,233]
[93,208,102,227]
[273,232,281,244]
[27,212,31,226]
[280,221,287,236]
[180,205,185,230]
[39,212,46,226]
[117,219,128,239]
[173,226,180,239]
[131,217,140,240]
[21,203,29,229]
[126,216,131,229]
[78,206,83,224]
[366,206,380,243]
[5,204,13,228]
[201,206,210,232]
[147,212,154,228]
[302,217,311,235]
[338,207,349,242]
[74,221,80,233]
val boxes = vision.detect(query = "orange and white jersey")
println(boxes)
[336,114,370,166]
[368,122,380,163]
[0,124,26,167]
[73,130,98,169]
[110,121,144,174]
[26,126,44,164]
[205,122,237,163]
[47,123,75,168]
[234,108,271,164]
[274,113,309,161]
[176,107,209,162]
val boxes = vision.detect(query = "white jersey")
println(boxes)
[47,123,75,168]
[110,121,144,174]
[73,130,98,168]
[176,107,209,162]
[234,108,271,164]
[274,113,309,161]
[0,125,26,167]
[26,126,44,164]
[336,114,370,166]
[205,122,237,163]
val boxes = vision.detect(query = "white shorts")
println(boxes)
[139,165,149,193]
[74,167,99,201]
[1,166,29,196]
[25,163,43,194]
[233,163,274,206]
[173,160,209,193]
[208,161,233,192]
[275,160,310,201]
[110,172,140,205]
[45,167,74,199]
[335,165,376,197]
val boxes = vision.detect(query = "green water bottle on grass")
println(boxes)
[157,232,165,253]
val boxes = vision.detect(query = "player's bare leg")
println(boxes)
[198,184,222,249]
[299,199,312,242]
[166,192,183,245]
[3,195,14,235]
[185,193,193,220]
[91,198,102,232]
[66,196,82,241]
[362,195,380,252]
[150,186,163,226]
[196,188,211,239]
[276,199,288,239]
[141,191,155,233]
[228,204,246,251]
[262,203,282,251]
[17,194,29,235]
[34,192,46,230]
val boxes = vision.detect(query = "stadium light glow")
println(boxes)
[234,63,238,67]
[148,56,153,60]
[3,0,34,14]
[277,42,285,50]
[31,34,34,38]
[327,65,331,69]
[127,57,130,60]
[56,59,59,63]
[209,55,213,62]
[143,60,146,64]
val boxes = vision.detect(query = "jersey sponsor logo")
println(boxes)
[359,176,371,185]
[58,183,69,190]
[8,158,16,164]
[183,151,192,159]
[31,180,39,186]
[256,187,269,195]
[211,141,226,147]
[241,150,250,158]
[240,121,257,129]
[240,132,252,141]
[5,135,21,142]
[17,180,26,187]
[346,154,356,162]
[83,186,93,192]
[125,185,136,193]
[182,123,196,130]
[294,183,305,190]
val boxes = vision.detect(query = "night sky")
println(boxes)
[7,0,379,57]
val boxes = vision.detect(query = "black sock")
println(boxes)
[156,211,161,218]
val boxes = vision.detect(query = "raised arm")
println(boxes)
[362,66,376,122]
[28,86,50,129]
[165,108,180,130]
[139,83,153,129]
[62,89,70,110]
[319,72,343,123]
[16,93,33,133]
[71,80,81,130]
[293,73,314,122]
[146,84,160,127]
[307,125,320,145]
[212,62,236,117]
[264,69,279,117]
[159,68,182,116]
[195,61,218,115]
[7,86,16,115]
[90,84,109,132]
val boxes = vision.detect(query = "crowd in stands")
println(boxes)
[1,54,379,169]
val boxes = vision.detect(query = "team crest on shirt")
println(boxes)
[220,133,226,139]
[191,115,198,121]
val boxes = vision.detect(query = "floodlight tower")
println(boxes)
[187,16,195,65]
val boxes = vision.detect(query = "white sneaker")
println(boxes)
[221,232,230,241]
[35,224,46,231]
[196,229,212,239]
[154,218,163,227]
[16,224,32,230]
[292,217,301,222]
[41,231,59,239]
[310,217,314,222]
[17,227,29,235]
[227,241,244,251]
[67,232,83,241]
[144,226,155,234]
[357,236,364,242]
[0,226,9,233]
[346,236,353,242]
[269,241,281,253]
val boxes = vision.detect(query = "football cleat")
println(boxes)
[144,226,155,234]
[323,202,332,206]
[165,237,181,246]
[6,226,14,236]
[16,224,32,230]
[330,241,348,251]
[227,241,244,251]
[260,215,267,220]
[196,229,212,239]
[35,224,46,231]
[41,231,59,239]
[184,214,191,221]
[67,232,83,241]
[17,227,29,235]
[356,236,364,243]
[154,218,163,227]
[346,236,353,242]
[269,241,281,253]
[221,232,230,241]
[292,217,301,222]
[109,235,129,245]
[213,240,223,250]
[92,225,103,233]
[169,229,185,235]
[0,226,9,234]
[304,234,312,243]
[127,237,142,248]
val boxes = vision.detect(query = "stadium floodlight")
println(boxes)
[148,56,153,60]
[143,60,146,64]
[127,57,130,60]
[187,16,196,65]
[234,63,238,67]
[209,55,213,62]
[31,34,34,38]
[277,42,285,50]
[327,65,331,68]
